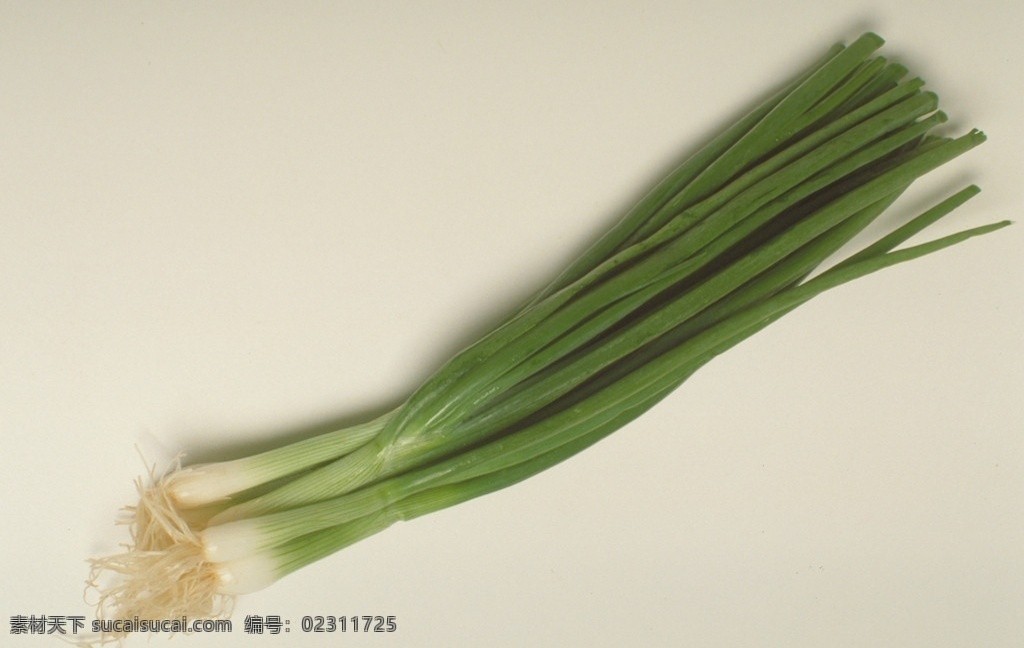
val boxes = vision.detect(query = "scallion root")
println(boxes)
[86,461,235,642]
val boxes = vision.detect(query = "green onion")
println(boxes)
[88,32,1009,634]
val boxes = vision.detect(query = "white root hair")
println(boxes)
[84,459,235,645]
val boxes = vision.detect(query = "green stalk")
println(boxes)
[211,106,981,524]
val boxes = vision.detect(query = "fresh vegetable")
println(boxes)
[88,32,1008,636]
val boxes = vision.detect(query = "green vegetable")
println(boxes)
[88,32,1008,632]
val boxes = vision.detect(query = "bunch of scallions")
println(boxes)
[89,32,1008,636]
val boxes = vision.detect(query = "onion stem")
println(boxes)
[87,33,1008,638]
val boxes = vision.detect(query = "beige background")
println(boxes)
[1,2,1021,646]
